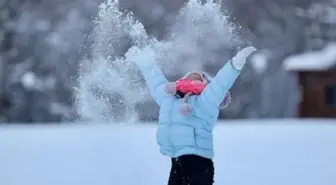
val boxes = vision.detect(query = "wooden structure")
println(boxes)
[284,44,336,118]
[298,69,336,118]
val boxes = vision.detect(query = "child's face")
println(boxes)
[185,72,208,84]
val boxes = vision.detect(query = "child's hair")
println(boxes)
[182,71,208,83]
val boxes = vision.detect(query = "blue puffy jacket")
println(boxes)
[135,54,241,159]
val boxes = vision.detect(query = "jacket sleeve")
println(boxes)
[135,59,168,106]
[196,61,241,115]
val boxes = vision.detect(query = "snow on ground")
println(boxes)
[1,119,336,185]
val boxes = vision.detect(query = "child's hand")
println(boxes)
[231,46,257,71]
[125,45,156,66]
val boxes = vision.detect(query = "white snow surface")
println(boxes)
[283,42,336,71]
[1,119,336,185]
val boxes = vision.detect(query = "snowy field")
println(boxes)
[1,119,336,185]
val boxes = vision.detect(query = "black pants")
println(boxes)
[168,155,214,185]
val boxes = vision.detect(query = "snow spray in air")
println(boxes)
[75,0,241,122]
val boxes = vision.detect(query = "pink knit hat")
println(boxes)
[164,71,231,116]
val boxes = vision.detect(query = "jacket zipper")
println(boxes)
[168,99,174,156]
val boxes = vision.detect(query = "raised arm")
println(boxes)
[196,46,256,115]
[126,46,168,105]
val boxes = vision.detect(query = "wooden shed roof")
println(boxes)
[283,43,336,71]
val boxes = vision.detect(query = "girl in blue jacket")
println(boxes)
[127,46,256,185]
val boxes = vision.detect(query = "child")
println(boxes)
[126,46,256,185]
